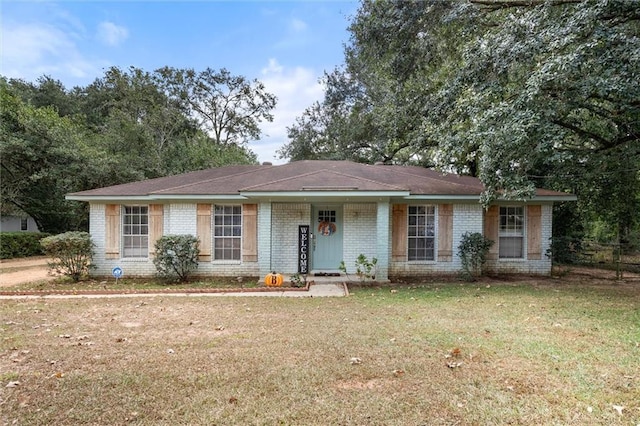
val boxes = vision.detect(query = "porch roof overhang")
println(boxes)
[239,190,410,202]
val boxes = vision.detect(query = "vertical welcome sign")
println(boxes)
[298,225,309,274]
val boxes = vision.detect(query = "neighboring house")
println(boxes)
[66,160,576,280]
[0,215,39,232]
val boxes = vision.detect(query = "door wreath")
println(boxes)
[318,221,337,236]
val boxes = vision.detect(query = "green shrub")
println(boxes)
[547,235,583,264]
[339,254,378,281]
[0,232,50,259]
[458,232,494,281]
[40,232,95,282]
[153,235,199,282]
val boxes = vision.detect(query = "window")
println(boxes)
[20,218,28,231]
[408,205,435,261]
[214,205,242,260]
[499,206,524,259]
[122,206,148,258]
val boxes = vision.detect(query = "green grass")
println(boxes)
[1,278,638,425]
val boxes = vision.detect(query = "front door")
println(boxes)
[312,205,343,271]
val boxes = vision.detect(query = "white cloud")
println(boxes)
[290,18,308,33]
[0,22,105,83]
[97,21,129,47]
[261,58,283,75]
[251,59,325,164]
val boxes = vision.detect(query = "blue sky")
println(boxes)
[1,1,359,163]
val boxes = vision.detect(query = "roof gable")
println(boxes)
[240,169,406,192]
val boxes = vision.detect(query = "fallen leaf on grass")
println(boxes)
[229,397,238,404]
[215,325,225,331]
[612,405,624,415]
[167,349,175,354]
[350,357,362,365]
[6,381,20,388]
[57,334,71,339]
[447,361,463,369]
[392,369,405,377]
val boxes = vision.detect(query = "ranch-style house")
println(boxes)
[66,160,576,281]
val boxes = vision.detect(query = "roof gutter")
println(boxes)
[65,194,248,202]
[405,194,577,202]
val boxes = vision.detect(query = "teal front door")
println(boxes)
[313,206,343,271]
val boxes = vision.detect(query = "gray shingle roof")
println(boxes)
[66,160,573,199]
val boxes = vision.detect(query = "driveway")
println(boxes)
[0,257,56,287]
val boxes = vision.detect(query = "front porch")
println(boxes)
[256,201,391,281]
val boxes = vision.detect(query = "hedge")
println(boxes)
[0,232,51,259]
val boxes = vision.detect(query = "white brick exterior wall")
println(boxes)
[270,203,311,274]
[165,203,196,235]
[88,201,553,279]
[343,203,377,274]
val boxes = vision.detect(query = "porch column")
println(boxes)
[376,201,390,282]
[257,202,272,278]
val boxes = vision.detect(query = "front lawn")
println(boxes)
[1,276,638,425]
[5,276,262,293]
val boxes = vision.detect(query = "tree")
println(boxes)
[80,66,201,178]
[0,79,122,232]
[156,67,277,147]
[435,0,639,239]
[281,1,477,166]
[285,0,639,248]
[1,65,264,233]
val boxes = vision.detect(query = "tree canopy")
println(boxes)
[1,66,274,233]
[282,0,639,248]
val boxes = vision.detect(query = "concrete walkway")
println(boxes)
[0,282,349,300]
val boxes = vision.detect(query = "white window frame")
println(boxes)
[122,205,149,258]
[407,205,436,261]
[213,205,242,261]
[499,206,525,259]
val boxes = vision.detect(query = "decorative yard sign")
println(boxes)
[298,225,309,274]
[112,266,123,284]
[112,267,123,279]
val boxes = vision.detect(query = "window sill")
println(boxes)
[211,260,242,265]
[497,258,526,262]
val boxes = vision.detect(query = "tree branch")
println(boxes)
[550,118,611,147]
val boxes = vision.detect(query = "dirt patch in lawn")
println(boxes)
[0,257,58,287]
